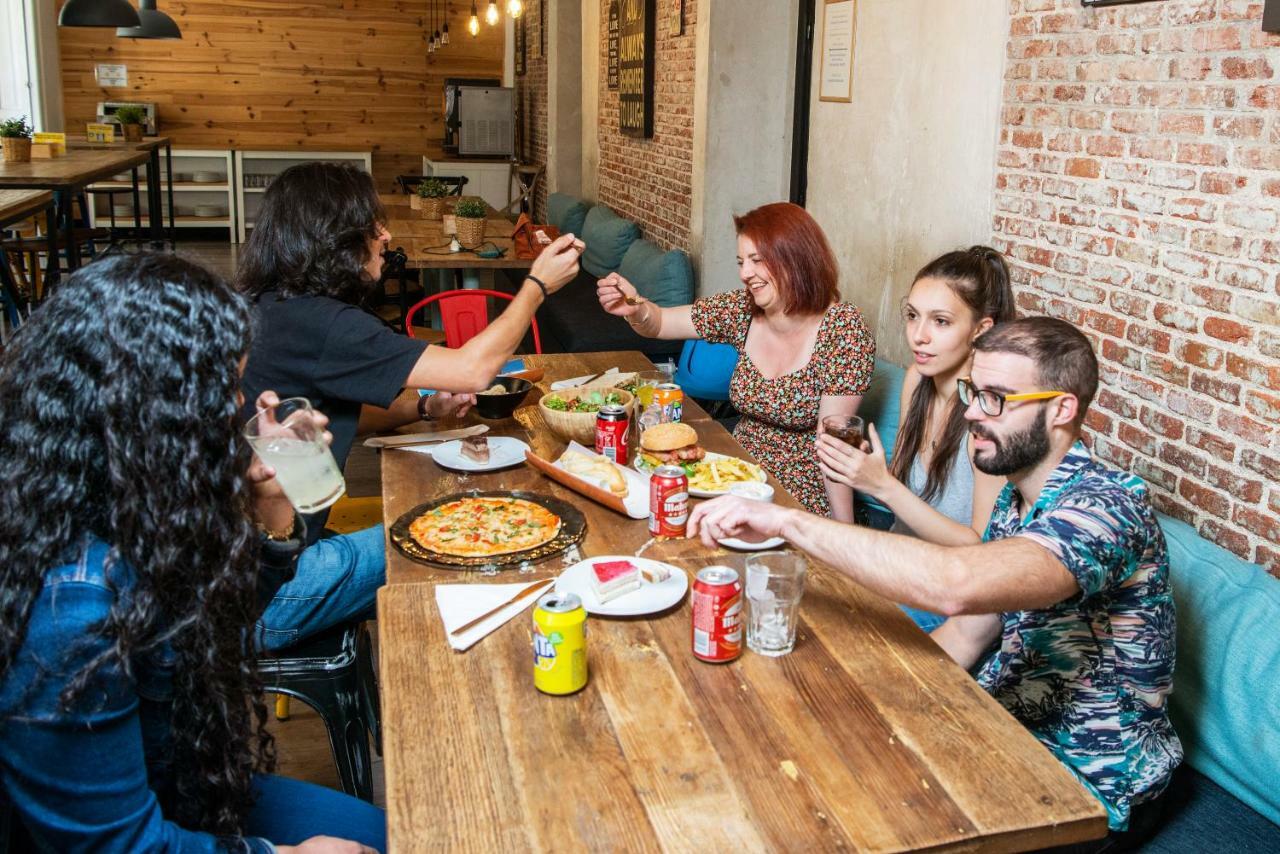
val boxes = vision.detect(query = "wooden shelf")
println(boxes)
[90,182,231,191]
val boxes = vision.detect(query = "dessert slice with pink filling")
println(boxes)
[590,559,642,603]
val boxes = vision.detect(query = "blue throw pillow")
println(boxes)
[859,358,906,464]
[547,193,590,237]
[1160,512,1280,825]
[581,205,640,279]
[616,239,694,307]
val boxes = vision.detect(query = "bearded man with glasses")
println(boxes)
[690,317,1180,852]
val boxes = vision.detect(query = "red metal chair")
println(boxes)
[404,288,543,353]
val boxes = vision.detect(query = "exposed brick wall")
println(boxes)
[515,4,549,222]
[595,0,697,252]
[994,0,1280,572]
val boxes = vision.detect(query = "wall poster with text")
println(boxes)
[618,0,655,137]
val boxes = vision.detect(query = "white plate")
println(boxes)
[717,535,786,551]
[555,556,688,616]
[634,451,767,497]
[430,436,531,472]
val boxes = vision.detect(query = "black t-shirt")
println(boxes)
[240,291,427,538]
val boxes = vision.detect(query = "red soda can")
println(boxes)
[595,404,631,465]
[653,383,684,423]
[691,566,743,663]
[648,464,688,538]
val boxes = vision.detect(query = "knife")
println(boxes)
[363,424,489,449]
[449,577,556,638]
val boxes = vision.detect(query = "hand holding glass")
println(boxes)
[745,551,807,657]
[821,414,866,450]
[244,397,346,514]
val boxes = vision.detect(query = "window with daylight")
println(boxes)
[0,0,34,124]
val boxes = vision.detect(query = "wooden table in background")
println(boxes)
[381,194,531,273]
[0,189,57,321]
[376,351,1108,852]
[65,135,174,246]
[0,148,150,271]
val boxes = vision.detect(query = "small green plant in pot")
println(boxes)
[113,105,146,142]
[1,116,34,163]
[453,196,488,248]
[412,177,449,220]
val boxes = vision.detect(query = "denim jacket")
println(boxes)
[1,534,301,852]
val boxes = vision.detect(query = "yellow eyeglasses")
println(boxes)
[957,378,1067,417]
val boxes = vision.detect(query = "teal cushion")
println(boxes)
[547,193,590,237]
[1160,512,1280,825]
[581,205,639,278]
[858,358,906,463]
[616,239,694,307]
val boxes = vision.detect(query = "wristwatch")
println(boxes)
[417,392,437,422]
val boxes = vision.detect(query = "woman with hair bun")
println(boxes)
[816,246,1015,630]
[598,202,876,520]
[0,254,383,852]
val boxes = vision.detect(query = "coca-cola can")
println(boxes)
[691,566,743,663]
[648,464,688,539]
[595,404,631,465]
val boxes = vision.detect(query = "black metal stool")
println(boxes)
[258,620,382,802]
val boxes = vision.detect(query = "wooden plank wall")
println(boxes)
[57,0,505,186]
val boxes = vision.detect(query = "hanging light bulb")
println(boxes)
[468,1,480,35]
[442,19,450,44]
[485,1,499,26]
[506,0,523,17]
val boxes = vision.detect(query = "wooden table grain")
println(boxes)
[381,194,530,272]
[376,351,1108,852]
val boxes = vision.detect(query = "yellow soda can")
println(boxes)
[532,592,587,695]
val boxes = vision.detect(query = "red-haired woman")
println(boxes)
[598,202,875,519]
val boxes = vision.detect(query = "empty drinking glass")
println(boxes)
[244,397,346,514]
[745,551,807,657]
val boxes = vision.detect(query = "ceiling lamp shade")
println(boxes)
[117,0,182,39]
[59,0,141,28]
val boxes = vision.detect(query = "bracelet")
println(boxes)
[257,513,299,542]
[417,392,437,422]
[626,304,653,328]
[524,274,549,299]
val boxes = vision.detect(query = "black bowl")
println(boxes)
[472,376,533,419]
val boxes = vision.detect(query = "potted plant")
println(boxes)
[453,196,488,248]
[412,178,449,220]
[1,116,34,163]
[114,105,146,142]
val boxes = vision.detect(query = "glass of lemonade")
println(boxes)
[634,370,666,409]
[244,397,346,514]
[745,551,807,657]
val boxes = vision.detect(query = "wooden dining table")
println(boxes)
[65,135,175,246]
[375,350,1108,852]
[0,189,58,322]
[381,194,531,274]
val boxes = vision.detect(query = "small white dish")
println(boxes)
[191,171,223,183]
[429,436,530,472]
[555,556,688,616]
[717,535,786,551]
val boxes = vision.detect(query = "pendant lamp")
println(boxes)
[59,0,141,28]
[117,0,182,39]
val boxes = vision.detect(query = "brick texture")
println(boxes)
[594,0,697,252]
[515,4,549,221]
[996,0,1280,573]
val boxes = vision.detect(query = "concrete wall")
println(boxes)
[805,0,1008,366]
[690,0,799,295]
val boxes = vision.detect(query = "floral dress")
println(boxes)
[690,289,875,516]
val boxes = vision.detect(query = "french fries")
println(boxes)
[686,456,762,493]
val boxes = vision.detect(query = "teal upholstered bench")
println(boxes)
[539,193,693,362]
[852,358,906,525]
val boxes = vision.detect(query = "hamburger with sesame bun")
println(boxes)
[639,422,706,468]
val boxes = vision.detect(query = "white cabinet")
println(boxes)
[422,157,513,213]
[236,150,372,242]
[86,149,236,239]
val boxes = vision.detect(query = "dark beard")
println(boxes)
[972,409,1051,476]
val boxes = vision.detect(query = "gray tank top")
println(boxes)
[889,437,975,537]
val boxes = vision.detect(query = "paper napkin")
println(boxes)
[549,367,620,391]
[435,579,552,651]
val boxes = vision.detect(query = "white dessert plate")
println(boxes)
[634,451,767,498]
[555,555,688,616]
[429,436,530,472]
[717,535,786,551]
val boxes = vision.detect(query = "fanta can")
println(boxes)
[532,592,588,695]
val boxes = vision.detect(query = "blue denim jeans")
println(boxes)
[256,525,385,651]
[247,774,386,851]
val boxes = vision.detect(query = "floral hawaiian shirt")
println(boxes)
[976,440,1182,831]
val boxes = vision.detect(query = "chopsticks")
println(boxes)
[448,577,556,638]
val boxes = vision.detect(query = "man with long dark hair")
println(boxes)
[0,254,383,851]
[237,162,583,649]
[688,317,1181,851]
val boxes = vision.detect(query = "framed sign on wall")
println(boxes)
[608,1,619,89]
[516,16,527,75]
[618,0,655,137]
[670,0,683,36]
[819,0,856,103]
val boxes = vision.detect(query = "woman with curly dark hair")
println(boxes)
[237,161,584,650]
[0,254,383,852]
